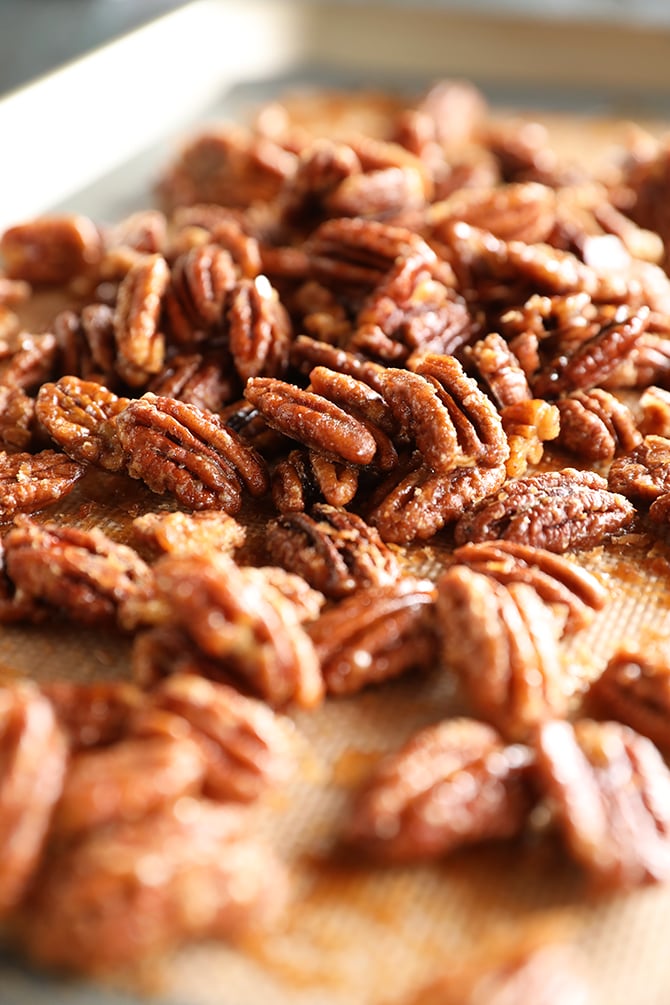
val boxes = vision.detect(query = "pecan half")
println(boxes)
[35,376,130,471]
[0,387,37,452]
[148,351,238,413]
[0,215,103,284]
[228,275,292,381]
[608,435,670,503]
[430,181,557,245]
[437,566,567,741]
[0,449,85,518]
[163,243,234,347]
[534,718,670,889]
[308,579,436,695]
[266,504,400,599]
[344,718,534,863]
[464,331,532,409]
[1,332,58,393]
[3,518,155,629]
[113,253,170,387]
[0,682,68,917]
[454,468,636,553]
[115,393,269,513]
[40,680,143,751]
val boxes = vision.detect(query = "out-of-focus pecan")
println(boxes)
[450,540,607,636]
[40,680,143,751]
[500,398,560,478]
[326,165,427,220]
[131,509,246,560]
[430,182,557,245]
[649,491,670,523]
[308,579,436,696]
[0,450,85,518]
[0,215,103,284]
[271,449,321,513]
[344,718,534,864]
[484,118,574,187]
[35,376,130,472]
[454,468,636,553]
[639,385,670,437]
[209,217,262,278]
[131,625,224,688]
[244,377,378,466]
[115,393,269,513]
[531,307,649,398]
[608,435,670,503]
[134,673,292,803]
[18,801,288,974]
[242,566,325,623]
[52,735,206,839]
[534,718,670,889]
[584,642,670,753]
[291,280,352,345]
[104,209,167,259]
[290,335,386,392]
[148,350,238,413]
[279,139,362,227]
[149,554,324,708]
[368,457,508,544]
[266,504,400,599]
[4,517,155,629]
[555,388,641,461]
[53,304,117,385]
[228,275,292,381]
[1,332,58,393]
[464,331,532,409]
[0,387,36,451]
[437,566,567,741]
[0,682,68,917]
[0,277,30,307]
[415,78,489,148]
[113,253,170,387]
[163,243,235,348]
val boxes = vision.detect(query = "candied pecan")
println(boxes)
[131,625,223,688]
[242,566,325,623]
[307,451,360,507]
[163,243,235,347]
[430,182,557,245]
[35,376,130,472]
[40,680,143,750]
[555,388,641,461]
[149,349,238,412]
[290,335,386,391]
[344,718,533,864]
[584,643,670,753]
[0,449,85,518]
[209,217,262,278]
[368,458,508,544]
[0,214,103,284]
[113,253,170,387]
[150,554,324,708]
[450,540,607,636]
[53,304,117,385]
[374,368,459,472]
[532,307,649,398]
[437,567,566,741]
[1,332,58,392]
[4,518,155,629]
[279,139,362,226]
[266,504,400,599]
[132,509,246,560]
[0,277,30,307]
[454,468,636,553]
[244,377,378,466]
[104,209,167,258]
[484,118,572,187]
[608,435,670,503]
[307,579,436,696]
[52,735,206,839]
[18,801,288,974]
[639,385,670,437]
[0,682,67,917]
[228,275,292,381]
[135,674,292,803]
[415,78,489,148]
[464,332,532,409]
[291,280,352,345]
[114,393,269,513]
[325,165,427,219]
[271,449,321,513]
[603,331,670,391]
[534,718,670,889]
[221,398,287,455]
[0,386,36,451]
[501,398,560,478]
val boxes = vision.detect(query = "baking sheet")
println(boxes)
[3,2,670,1004]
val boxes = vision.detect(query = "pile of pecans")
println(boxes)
[3,78,670,994]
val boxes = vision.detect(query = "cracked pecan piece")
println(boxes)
[555,388,641,462]
[534,718,670,889]
[0,214,103,284]
[266,504,400,599]
[114,393,269,513]
[17,800,288,975]
[3,517,155,629]
[608,435,670,504]
[113,253,170,387]
[500,398,560,478]
[228,275,292,381]
[35,376,130,472]
[344,718,534,864]
[451,540,607,636]
[0,449,85,518]
[244,377,378,466]
[149,554,324,709]
[464,331,532,409]
[584,643,670,753]
[437,566,567,741]
[0,682,68,917]
[308,579,436,696]
[131,509,246,559]
[134,673,292,803]
[454,468,636,553]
